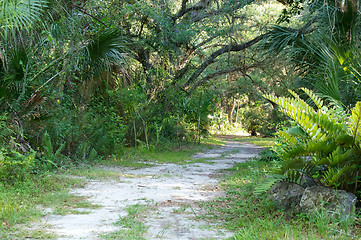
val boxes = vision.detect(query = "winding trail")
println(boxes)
[42,140,262,239]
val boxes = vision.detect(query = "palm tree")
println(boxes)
[0,0,48,104]
[0,0,48,34]
[263,0,361,108]
[80,28,130,95]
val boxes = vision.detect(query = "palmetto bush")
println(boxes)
[0,0,48,101]
[0,114,36,182]
[262,88,361,197]
[0,0,48,34]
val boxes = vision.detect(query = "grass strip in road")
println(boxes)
[232,136,275,147]
[102,136,226,167]
[101,204,151,240]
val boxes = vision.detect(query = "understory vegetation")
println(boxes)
[200,137,361,240]
[1,0,361,238]
[264,88,361,198]
[0,173,87,239]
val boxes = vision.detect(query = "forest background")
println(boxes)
[1,0,361,207]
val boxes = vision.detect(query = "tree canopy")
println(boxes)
[1,0,361,183]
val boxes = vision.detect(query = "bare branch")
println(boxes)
[188,62,260,94]
[184,33,267,90]
[184,17,317,92]
[76,7,109,27]
[173,0,208,20]
[188,67,243,94]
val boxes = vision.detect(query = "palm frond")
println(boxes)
[85,28,128,78]
[0,0,48,34]
[262,25,302,54]
[350,102,361,143]
[0,44,29,99]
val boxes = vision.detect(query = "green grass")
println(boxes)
[0,173,90,239]
[201,135,227,146]
[101,204,151,240]
[101,138,225,167]
[42,191,102,216]
[198,160,361,239]
[68,165,142,180]
[233,136,276,147]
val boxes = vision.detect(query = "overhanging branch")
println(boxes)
[183,33,267,90]
[183,17,317,92]
[188,67,244,94]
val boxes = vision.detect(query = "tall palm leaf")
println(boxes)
[0,0,48,35]
[82,28,129,92]
[0,0,48,105]
[85,28,128,76]
[263,0,361,108]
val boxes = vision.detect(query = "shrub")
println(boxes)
[261,88,361,198]
[240,102,281,136]
[0,114,36,182]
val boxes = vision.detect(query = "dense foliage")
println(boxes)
[1,0,361,237]
[254,0,361,200]
[1,0,361,196]
[264,88,361,198]
[0,0,292,180]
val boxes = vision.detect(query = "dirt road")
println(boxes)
[42,140,262,240]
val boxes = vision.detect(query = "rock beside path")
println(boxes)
[300,186,358,218]
[268,182,305,210]
[268,182,358,219]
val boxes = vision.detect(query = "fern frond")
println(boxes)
[334,134,353,147]
[264,90,361,195]
[254,175,286,195]
[350,102,361,143]
[302,160,317,176]
[285,169,302,183]
[322,164,357,187]
[318,147,352,167]
[280,160,316,184]
[278,131,298,146]
[54,142,65,157]
[288,89,316,114]
[286,126,307,137]
[264,92,324,140]
[275,157,306,174]
[312,109,346,138]
[282,139,335,160]
[301,87,324,110]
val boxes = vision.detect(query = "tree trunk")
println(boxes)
[227,98,236,123]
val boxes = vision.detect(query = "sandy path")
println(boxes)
[42,140,262,240]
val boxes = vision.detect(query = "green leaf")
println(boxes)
[254,175,285,195]
[0,0,48,34]
[350,102,361,143]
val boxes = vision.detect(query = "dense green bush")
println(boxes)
[30,99,127,159]
[263,88,361,198]
[240,102,274,136]
[0,114,36,182]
